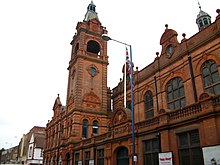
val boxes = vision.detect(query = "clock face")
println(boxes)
[165,44,174,57]
[90,67,97,76]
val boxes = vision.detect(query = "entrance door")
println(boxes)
[117,147,129,165]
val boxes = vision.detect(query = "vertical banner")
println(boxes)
[158,152,173,165]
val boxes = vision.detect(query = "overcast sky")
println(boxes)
[0,0,219,149]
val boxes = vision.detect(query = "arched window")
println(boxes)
[117,147,129,165]
[203,18,208,25]
[82,119,89,138]
[166,77,186,110]
[126,100,131,109]
[201,60,220,95]
[92,120,98,134]
[144,91,154,119]
[29,146,33,157]
[75,43,79,54]
[87,40,100,54]
[199,20,203,28]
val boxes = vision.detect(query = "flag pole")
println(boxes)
[129,45,136,165]
[124,47,127,108]
[101,34,136,165]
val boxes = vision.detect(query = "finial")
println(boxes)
[181,33,187,43]
[57,94,59,97]
[155,52,159,60]
[182,33,186,38]
[165,24,168,30]
[217,9,220,15]
[198,1,201,10]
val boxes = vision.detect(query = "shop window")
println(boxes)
[97,149,104,165]
[143,138,160,165]
[74,153,79,165]
[85,151,90,165]
[178,130,203,165]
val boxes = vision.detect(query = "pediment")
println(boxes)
[82,91,100,109]
[160,25,179,57]
[110,108,132,127]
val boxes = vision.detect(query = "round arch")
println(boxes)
[195,54,220,75]
[114,146,129,165]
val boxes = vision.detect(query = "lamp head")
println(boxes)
[101,34,111,41]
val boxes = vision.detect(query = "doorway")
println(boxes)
[116,147,129,165]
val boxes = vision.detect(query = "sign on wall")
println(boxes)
[89,160,94,165]
[202,145,220,165]
[158,152,173,165]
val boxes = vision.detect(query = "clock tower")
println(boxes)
[66,1,109,140]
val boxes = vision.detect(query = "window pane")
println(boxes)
[145,141,151,151]
[202,68,209,77]
[173,90,179,99]
[146,110,154,119]
[212,72,220,83]
[179,133,188,147]
[190,130,200,145]
[173,78,178,89]
[179,149,190,165]
[168,103,174,110]
[93,121,98,134]
[152,153,159,165]
[206,87,214,94]
[167,93,173,101]
[167,85,172,92]
[179,87,184,97]
[214,84,220,94]
[152,139,159,151]
[181,98,186,107]
[179,79,183,87]
[210,63,217,73]
[191,148,203,165]
[144,154,152,165]
[175,101,180,109]
[204,76,212,87]
[204,18,208,25]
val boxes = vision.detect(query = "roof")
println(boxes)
[35,133,45,148]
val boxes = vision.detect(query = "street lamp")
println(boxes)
[101,34,136,165]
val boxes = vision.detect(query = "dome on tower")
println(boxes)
[196,4,212,31]
[84,1,99,22]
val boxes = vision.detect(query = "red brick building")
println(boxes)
[44,2,220,165]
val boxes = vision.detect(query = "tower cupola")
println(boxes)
[84,1,99,22]
[196,3,212,31]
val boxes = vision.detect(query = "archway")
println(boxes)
[116,147,129,165]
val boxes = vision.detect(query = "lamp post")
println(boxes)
[102,34,136,165]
